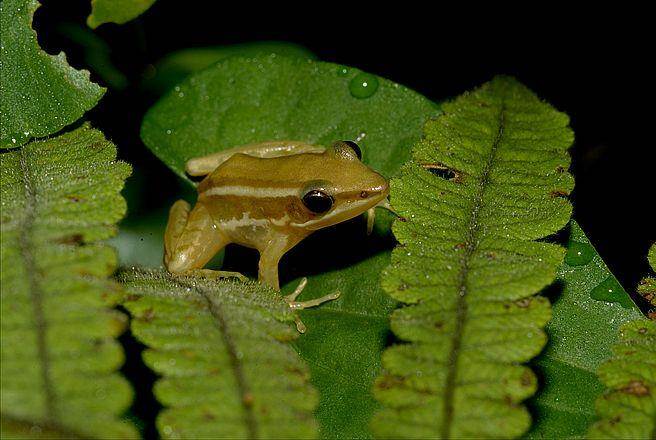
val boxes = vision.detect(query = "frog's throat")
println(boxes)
[366,198,400,234]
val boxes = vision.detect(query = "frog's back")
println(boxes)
[195,154,320,239]
[198,152,325,193]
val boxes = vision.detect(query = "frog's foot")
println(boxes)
[284,277,340,333]
[177,269,248,283]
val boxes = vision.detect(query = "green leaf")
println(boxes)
[142,42,316,95]
[0,125,135,438]
[0,0,105,148]
[118,268,319,439]
[527,221,643,438]
[637,244,655,308]
[587,319,656,438]
[372,76,574,439]
[87,0,157,29]
[140,55,438,438]
[141,55,438,182]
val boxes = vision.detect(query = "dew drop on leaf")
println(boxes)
[590,276,634,309]
[336,66,349,76]
[564,241,595,266]
[349,72,379,99]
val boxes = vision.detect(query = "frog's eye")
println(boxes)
[342,140,362,160]
[302,190,334,214]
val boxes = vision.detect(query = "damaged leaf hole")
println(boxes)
[421,162,462,182]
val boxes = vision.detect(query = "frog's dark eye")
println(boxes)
[302,190,334,214]
[342,140,362,160]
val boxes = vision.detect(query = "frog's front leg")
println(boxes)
[164,200,246,281]
[258,234,340,332]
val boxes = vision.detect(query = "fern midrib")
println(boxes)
[170,275,259,438]
[1,413,85,438]
[441,103,507,439]
[17,147,57,424]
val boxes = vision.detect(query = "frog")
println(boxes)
[164,140,392,330]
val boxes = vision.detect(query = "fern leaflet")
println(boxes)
[118,268,319,439]
[587,319,656,438]
[0,125,135,437]
[372,76,574,438]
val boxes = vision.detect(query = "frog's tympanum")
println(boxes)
[164,140,391,329]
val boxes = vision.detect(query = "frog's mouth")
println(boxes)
[294,186,390,231]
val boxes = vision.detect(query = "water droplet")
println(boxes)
[565,241,594,266]
[349,73,379,99]
[590,276,634,309]
[337,66,349,76]
[166,129,172,135]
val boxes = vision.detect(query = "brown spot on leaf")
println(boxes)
[201,411,216,421]
[141,308,155,322]
[621,381,650,396]
[515,298,531,308]
[55,234,84,245]
[520,371,533,387]
[638,327,648,334]
[376,375,405,390]
[66,194,83,203]
[243,393,254,407]
[550,189,569,199]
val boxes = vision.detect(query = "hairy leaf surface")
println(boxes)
[142,42,316,95]
[587,319,656,438]
[372,76,574,439]
[119,268,319,439]
[0,0,105,148]
[0,125,135,437]
[87,0,157,28]
[527,221,643,438]
[141,55,437,438]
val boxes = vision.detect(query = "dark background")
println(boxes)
[35,1,653,436]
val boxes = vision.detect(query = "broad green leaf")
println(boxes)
[141,55,438,183]
[637,244,655,310]
[0,0,105,148]
[87,0,156,28]
[587,319,655,438]
[372,76,574,439]
[527,221,643,438]
[140,55,438,438]
[142,42,316,95]
[0,125,135,438]
[119,268,319,439]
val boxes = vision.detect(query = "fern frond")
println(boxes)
[638,244,655,309]
[372,76,574,438]
[0,125,135,437]
[587,319,656,438]
[119,268,319,439]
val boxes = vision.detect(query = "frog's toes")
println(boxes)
[285,277,340,310]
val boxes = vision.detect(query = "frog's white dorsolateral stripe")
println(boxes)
[202,185,299,198]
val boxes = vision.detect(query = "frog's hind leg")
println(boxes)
[164,200,246,282]
[185,141,325,176]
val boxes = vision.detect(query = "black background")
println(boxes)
[34,1,653,435]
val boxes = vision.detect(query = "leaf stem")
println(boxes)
[442,104,506,438]
[18,146,56,424]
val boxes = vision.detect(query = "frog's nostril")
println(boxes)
[360,190,369,198]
